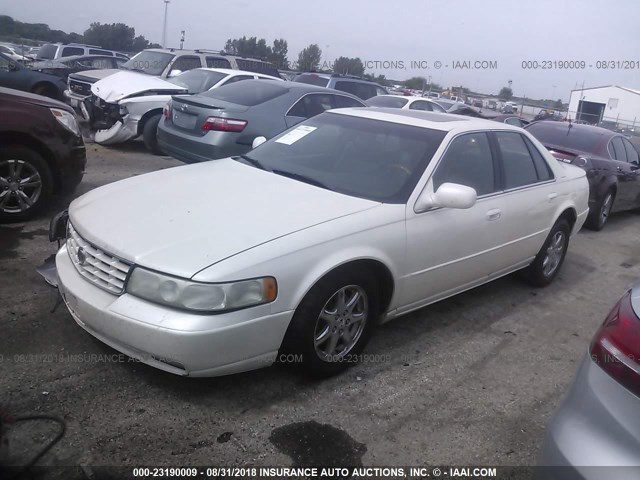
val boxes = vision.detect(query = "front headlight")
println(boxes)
[50,108,81,136]
[126,267,277,313]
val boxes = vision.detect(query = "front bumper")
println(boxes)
[55,245,294,377]
[538,354,640,479]
[93,115,140,145]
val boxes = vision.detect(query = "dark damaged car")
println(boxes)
[0,87,86,222]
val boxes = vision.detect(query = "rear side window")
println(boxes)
[495,132,540,189]
[61,47,84,57]
[235,59,280,77]
[288,93,335,118]
[294,74,330,87]
[89,49,112,55]
[409,100,434,111]
[433,132,496,196]
[523,137,553,181]
[609,137,627,161]
[201,80,288,106]
[170,56,202,73]
[622,138,640,164]
[206,56,231,68]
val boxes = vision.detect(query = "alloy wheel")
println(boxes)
[600,193,613,226]
[542,231,566,278]
[0,159,43,214]
[313,285,368,362]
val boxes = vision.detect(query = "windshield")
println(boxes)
[525,122,608,154]
[239,112,446,203]
[294,74,330,87]
[122,51,173,75]
[366,96,409,108]
[167,69,226,93]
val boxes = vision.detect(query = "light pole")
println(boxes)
[162,0,170,48]
[180,30,185,49]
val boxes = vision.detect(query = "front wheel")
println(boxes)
[521,218,571,287]
[0,146,53,223]
[142,114,163,155]
[280,267,379,377]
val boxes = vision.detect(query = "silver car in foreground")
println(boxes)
[539,282,640,479]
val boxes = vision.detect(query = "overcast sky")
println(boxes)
[3,0,639,100]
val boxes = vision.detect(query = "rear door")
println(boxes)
[608,136,638,211]
[492,131,557,267]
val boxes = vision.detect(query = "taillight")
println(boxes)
[163,101,172,119]
[201,116,247,132]
[590,291,640,397]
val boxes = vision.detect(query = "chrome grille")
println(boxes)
[69,79,92,97]
[67,223,131,295]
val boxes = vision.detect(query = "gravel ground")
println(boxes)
[1,140,639,475]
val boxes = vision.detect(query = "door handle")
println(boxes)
[486,209,501,221]
[548,192,558,202]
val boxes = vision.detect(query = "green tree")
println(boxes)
[332,56,365,76]
[269,38,289,69]
[498,86,513,100]
[83,23,136,51]
[554,98,563,109]
[404,76,429,90]
[297,44,322,71]
[224,36,271,60]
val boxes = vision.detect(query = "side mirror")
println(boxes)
[167,69,182,78]
[252,136,267,149]
[415,182,477,212]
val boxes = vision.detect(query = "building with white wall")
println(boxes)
[568,85,640,127]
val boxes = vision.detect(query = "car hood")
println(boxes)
[91,71,186,103]
[69,159,379,278]
[69,68,121,83]
[0,86,72,111]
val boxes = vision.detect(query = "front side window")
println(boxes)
[496,132,540,189]
[239,112,446,203]
[333,95,365,108]
[433,132,495,196]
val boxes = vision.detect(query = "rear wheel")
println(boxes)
[521,218,570,287]
[280,267,379,377]
[0,146,53,222]
[142,114,163,155]
[585,189,615,231]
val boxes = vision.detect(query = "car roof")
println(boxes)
[527,120,617,137]
[191,67,280,78]
[330,107,524,132]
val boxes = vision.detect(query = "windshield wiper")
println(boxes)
[272,169,333,191]
[235,155,270,171]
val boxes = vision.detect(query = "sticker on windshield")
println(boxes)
[275,125,317,145]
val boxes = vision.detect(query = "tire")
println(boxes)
[142,114,163,155]
[0,146,53,223]
[585,189,615,231]
[521,218,571,287]
[280,267,380,378]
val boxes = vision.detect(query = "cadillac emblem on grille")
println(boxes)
[77,247,87,266]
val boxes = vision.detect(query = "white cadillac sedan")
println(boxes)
[52,108,589,377]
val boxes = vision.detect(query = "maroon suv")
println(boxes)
[0,87,86,222]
